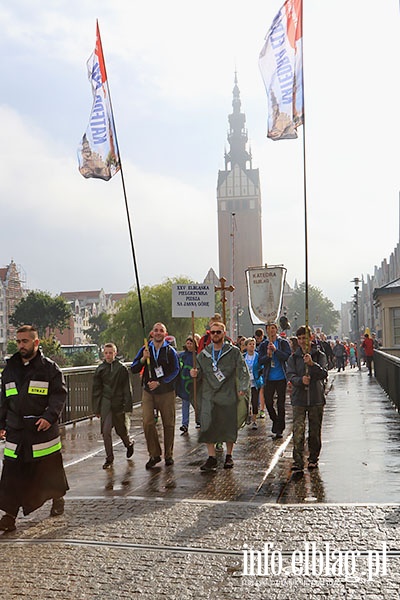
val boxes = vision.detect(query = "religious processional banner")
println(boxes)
[246,266,287,324]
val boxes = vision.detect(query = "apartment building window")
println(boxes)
[392,308,400,345]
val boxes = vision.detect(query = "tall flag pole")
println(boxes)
[259,0,309,349]
[78,21,147,342]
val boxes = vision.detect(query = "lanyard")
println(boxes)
[212,344,222,372]
[151,343,161,365]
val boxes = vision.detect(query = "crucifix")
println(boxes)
[214,276,235,326]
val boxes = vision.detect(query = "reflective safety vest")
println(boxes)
[4,436,62,460]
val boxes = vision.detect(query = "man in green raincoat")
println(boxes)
[190,321,250,471]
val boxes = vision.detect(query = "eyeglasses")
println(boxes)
[210,330,223,335]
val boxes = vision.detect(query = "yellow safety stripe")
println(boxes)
[32,437,62,458]
[5,382,18,397]
[4,442,18,459]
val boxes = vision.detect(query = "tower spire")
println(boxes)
[225,73,252,170]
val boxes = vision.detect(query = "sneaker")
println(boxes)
[195,423,201,429]
[165,457,174,466]
[215,442,223,452]
[259,410,265,419]
[200,456,218,472]
[50,497,65,517]
[102,460,113,469]
[180,425,188,434]
[145,456,161,469]
[251,421,258,430]
[224,454,234,469]
[0,514,16,532]
[126,443,134,459]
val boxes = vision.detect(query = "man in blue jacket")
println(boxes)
[258,322,291,439]
[131,322,180,469]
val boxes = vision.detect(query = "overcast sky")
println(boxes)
[1,0,399,310]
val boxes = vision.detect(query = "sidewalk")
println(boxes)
[1,366,400,598]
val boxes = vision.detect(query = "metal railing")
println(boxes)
[61,364,142,425]
[374,349,400,411]
[1,364,141,426]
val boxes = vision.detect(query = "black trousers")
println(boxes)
[264,379,287,434]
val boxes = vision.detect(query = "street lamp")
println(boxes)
[351,277,361,370]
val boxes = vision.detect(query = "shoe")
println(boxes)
[291,464,303,474]
[224,454,234,469]
[50,497,65,517]
[251,421,258,430]
[180,425,188,434]
[259,410,265,419]
[215,442,223,452]
[308,461,319,469]
[102,460,113,469]
[145,456,161,469]
[200,456,218,471]
[126,443,134,459]
[195,423,201,429]
[0,514,16,532]
[273,433,283,439]
[165,457,174,466]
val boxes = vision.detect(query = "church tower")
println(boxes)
[217,74,263,337]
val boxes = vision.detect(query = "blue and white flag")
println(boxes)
[259,0,303,140]
[78,22,120,180]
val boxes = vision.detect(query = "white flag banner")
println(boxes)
[246,266,287,324]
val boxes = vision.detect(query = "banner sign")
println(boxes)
[172,284,215,318]
[246,266,287,324]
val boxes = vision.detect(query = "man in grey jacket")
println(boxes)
[287,326,328,474]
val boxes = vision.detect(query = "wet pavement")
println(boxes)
[54,364,400,505]
[2,365,400,598]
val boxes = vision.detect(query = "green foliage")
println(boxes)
[86,313,110,346]
[70,351,98,367]
[39,335,69,367]
[102,277,209,358]
[10,291,72,337]
[6,340,18,355]
[287,282,340,335]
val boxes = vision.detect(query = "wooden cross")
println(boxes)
[214,276,235,326]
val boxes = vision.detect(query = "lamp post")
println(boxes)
[351,277,361,370]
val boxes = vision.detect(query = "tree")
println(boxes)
[286,283,340,335]
[86,313,110,346]
[102,277,209,359]
[39,335,69,367]
[10,291,72,338]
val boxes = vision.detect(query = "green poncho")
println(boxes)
[195,343,250,443]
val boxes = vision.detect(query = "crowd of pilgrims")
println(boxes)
[169,321,381,434]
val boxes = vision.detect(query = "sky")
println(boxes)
[1,0,399,310]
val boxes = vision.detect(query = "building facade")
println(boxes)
[217,75,263,338]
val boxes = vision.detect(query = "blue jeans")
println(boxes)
[181,398,190,427]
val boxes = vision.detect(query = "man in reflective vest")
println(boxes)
[0,325,69,532]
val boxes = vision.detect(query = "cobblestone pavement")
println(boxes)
[1,366,400,598]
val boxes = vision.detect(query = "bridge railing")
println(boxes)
[0,364,141,426]
[374,349,400,411]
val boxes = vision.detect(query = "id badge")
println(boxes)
[214,369,225,382]
[155,366,164,378]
